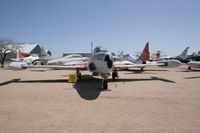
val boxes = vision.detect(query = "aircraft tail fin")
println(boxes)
[17,49,24,61]
[179,47,190,58]
[139,42,150,63]
[118,50,123,59]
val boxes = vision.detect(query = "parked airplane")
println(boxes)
[11,49,40,64]
[174,47,190,63]
[10,47,52,65]
[10,49,24,61]
[47,54,88,66]
[150,51,173,61]
[9,46,181,90]
[114,42,150,70]
[187,61,200,70]
[150,47,190,62]
[187,52,200,61]
[39,47,52,65]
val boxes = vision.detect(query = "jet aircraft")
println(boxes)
[9,46,181,90]
[187,52,200,62]
[174,47,190,63]
[150,47,190,63]
[114,42,150,70]
[47,54,88,66]
[187,61,200,70]
[11,49,40,64]
[10,49,24,62]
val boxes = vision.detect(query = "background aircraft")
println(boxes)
[11,49,40,64]
[187,61,200,70]
[10,47,52,65]
[114,42,150,70]
[187,51,200,61]
[10,49,24,62]
[150,47,190,63]
[150,51,173,61]
[9,46,181,90]
[47,54,88,66]
[173,47,190,63]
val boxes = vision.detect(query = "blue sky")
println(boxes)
[0,0,200,57]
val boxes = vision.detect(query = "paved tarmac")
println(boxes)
[0,64,200,133]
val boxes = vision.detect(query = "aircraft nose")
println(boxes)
[104,54,113,69]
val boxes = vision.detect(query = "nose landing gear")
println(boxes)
[102,79,108,90]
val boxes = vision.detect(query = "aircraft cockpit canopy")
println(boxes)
[93,46,108,53]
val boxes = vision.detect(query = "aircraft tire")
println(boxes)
[32,59,41,65]
[112,71,118,80]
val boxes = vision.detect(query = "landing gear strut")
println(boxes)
[140,67,144,71]
[76,70,82,79]
[102,79,108,90]
[112,69,118,80]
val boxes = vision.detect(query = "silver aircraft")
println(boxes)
[47,54,88,66]
[114,42,150,70]
[9,46,181,90]
[187,61,200,70]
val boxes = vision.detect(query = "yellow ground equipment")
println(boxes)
[68,73,77,83]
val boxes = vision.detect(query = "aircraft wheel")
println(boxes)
[102,80,108,90]
[141,67,144,71]
[92,72,99,76]
[32,59,41,65]
[112,71,118,80]
[188,66,191,70]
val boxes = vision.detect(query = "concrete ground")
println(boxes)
[0,64,200,133]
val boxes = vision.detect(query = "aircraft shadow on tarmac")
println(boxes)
[184,76,200,79]
[176,68,200,72]
[74,75,102,100]
[72,75,175,100]
[0,78,68,86]
[108,77,175,83]
[0,75,175,100]
[0,78,21,86]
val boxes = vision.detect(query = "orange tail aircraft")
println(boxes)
[139,42,150,63]
[17,49,24,61]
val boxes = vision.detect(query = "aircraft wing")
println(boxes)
[114,63,163,69]
[9,62,87,70]
[27,65,87,70]
[114,60,181,69]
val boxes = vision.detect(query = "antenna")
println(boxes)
[91,42,93,54]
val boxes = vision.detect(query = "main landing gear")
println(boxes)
[140,67,145,71]
[102,70,118,90]
[112,69,118,80]
[76,70,82,79]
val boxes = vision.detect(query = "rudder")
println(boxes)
[139,42,150,63]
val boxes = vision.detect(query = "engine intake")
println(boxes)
[89,63,96,71]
